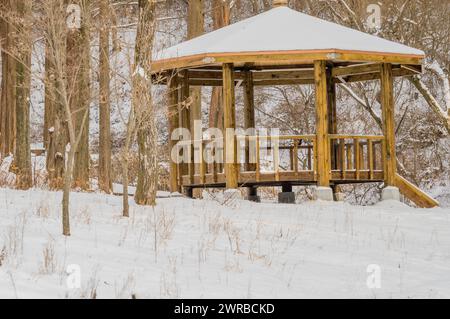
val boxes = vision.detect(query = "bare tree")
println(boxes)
[98,0,112,193]
[42,0,91,235]
[0,0,16,158]
[208,0,229,130]
[67,0,91,190]
[133,0,158,206]
[13,0,32,189]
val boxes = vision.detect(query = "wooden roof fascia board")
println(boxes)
[151,49,424,73]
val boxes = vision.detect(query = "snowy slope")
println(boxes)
[0,188,449,299]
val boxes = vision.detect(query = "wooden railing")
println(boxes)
[175,134,385,186]
[329,135,385,180]
[236,135,316,182]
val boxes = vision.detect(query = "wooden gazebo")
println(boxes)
[151,2,438,207]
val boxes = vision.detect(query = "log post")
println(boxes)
[181,70,191,187]
[223,63,238,189]
[244,71,256,171]
[191,84,202,185]
[243,70,258,200]
[314,60,331,187]
[380,63,396,186]
[168,76,180,193]
[327,65,337,170]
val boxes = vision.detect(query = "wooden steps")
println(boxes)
[395,174,439,208]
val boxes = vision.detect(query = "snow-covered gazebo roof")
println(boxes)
[151,6,425,73]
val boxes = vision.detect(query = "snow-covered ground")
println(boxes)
[0,187,449,299]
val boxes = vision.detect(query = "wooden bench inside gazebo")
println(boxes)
[151,1,438,208]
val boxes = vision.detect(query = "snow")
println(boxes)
[154,7,425,61]
[1,187,449,299]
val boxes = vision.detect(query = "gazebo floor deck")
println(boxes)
[181,170,384,189]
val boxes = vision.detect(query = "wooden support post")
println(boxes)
[380,63,396,186]
[244,71,256,172]
[223,63,238,189]
[181,70,191,185]
[191,84,202,185]
[168,76,180,193]
[314,61,331,187]
[327,65,337,170]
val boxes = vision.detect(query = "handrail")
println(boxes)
[329,134,384,140]
[236,134,316,141]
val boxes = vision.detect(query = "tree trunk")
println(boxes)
[45,1,67,190]
[208,0,229,131]
[98,0,112,193]
[133,0,158,206]
[44,45,55,152]
[187,0,204,195]
[409,76,450,135]
[121,151,130,217]
[66,0,91,190]
[62,148,75,236]
[0,0,16,158]
[14,0,32,189]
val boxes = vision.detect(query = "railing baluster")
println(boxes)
[213,140,218,182]
[346,143,352,175]
[289,145,294,171]
[354,138,360,180]
[381,139,386,180]
[293,139,299,175]
[176,144,182,186]
[339,138,345,179]
[368,139,374,180]
[307,143,312,171]
[256,136,260,182]
[273,139,280,181]
[313,136,318,180]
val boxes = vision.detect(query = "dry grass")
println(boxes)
[35,199,51,219]
[39,241,57,274]
[2,210,27,266]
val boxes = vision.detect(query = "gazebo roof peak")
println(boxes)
[272,0,288,7]
[152,6,425,72]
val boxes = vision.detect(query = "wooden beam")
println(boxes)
[395,174,439,208]
[253,70,314,81]
[380,63,396,186]
[167,76,180,192]
[254,79,315,86]
[339,66,411,83]
[332,63,380,78]
[151,50,424,73]
[170,63,419,87]
[186,69,314,80]
[189,78,315,87]
[314,60,331,187]
[223,63,238,189]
